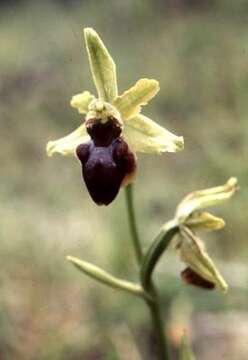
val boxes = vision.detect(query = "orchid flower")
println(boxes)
[47,28,184,205]
[175,178,239,292]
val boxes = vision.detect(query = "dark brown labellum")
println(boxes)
[181,267,215,290]
[76,117,136,205]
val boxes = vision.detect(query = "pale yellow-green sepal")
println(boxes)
[123,114,184,154]
[114,79,159,120]
[46,123,89,157]
[84,28,118,102]
[179,226,228,292]
[176,178,239,222]
[70,91,95,114]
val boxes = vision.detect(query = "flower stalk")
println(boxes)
[125,185,143,264]
[141,219,179,291]
[125,185,171,360]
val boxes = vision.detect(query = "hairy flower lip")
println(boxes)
[76,137,136,205]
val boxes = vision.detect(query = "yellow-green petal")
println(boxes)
[70,91,95,114]
[185,211,225,232]
[46,124,89,157]
[84,28,118,102]
[114,78,159,120]
[123,114,184,154]
[179,227,228,292]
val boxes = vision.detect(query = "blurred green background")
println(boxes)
[1,0,248,359]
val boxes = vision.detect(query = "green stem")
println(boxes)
[147,284,170,360]
[125,184,170,360]
[125,184,143,264]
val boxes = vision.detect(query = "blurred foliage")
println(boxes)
[1,0,248,359]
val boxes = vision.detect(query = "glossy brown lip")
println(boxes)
[181,267,215,290]
[77,117,136,205]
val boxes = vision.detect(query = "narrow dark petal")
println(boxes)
[181,267,215,290]
[76,138,136,205]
